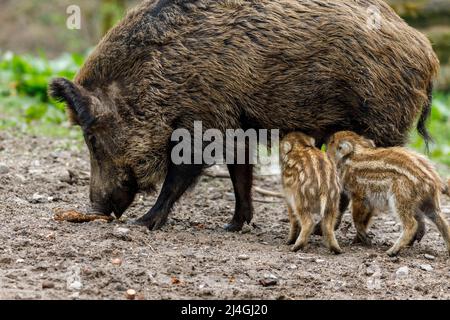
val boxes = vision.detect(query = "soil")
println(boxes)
[0,131,449,300]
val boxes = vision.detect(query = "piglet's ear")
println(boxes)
[281,141,293,155]
[338,141,353,157]
[48,78,94,129]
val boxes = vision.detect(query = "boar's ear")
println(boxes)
[48,78,95,129]
[281,141,293,155]
[338,141,353,157]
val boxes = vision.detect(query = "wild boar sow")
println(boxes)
[49,0,439,231]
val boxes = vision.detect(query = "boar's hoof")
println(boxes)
[132,214,168,230]
[224,221,244,232]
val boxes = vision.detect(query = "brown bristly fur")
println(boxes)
[280,132,342,254]
[327,131,450,256]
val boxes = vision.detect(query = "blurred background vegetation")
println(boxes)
[0,0,448,167]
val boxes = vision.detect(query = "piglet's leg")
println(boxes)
[292,211,314,252]
[386,202,418,257]
[408,211,426,246]
[314,192,350,235]
[352,197,374,246]
[322,206,343,254]
[134,163,204,230]
[287,204,300,245]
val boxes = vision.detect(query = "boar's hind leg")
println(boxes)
[134,163,204,230]
[408,211,426,246]
[224,163,253,232]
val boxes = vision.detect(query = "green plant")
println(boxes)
[0,51,84,132]
[409,92,450,166]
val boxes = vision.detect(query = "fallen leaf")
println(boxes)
[171,277,181,285]
[53,208,113,223]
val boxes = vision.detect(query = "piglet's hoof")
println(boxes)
[386,248,399,257]
[330,246,344,255]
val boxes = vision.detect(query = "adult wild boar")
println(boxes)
[49,0,439,231]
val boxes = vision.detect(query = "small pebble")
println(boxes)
[264,273,278,280]
[126,289,136,300]
[0,257,13,264]
[68,281,82,291]
[365,267,376,276]
[111,258,122,265]
[396,266,409,278]
[419,264,433,272]
[237,254,249,260]
[424,254,435,261]
[113,227,132,241]
[259,278,278,287]
[0,164,9,174]
[30,193,47,204]
[69,292,80,299]
[116,227,130,234]
[42,281,55,289]
[389,256,400,263]
[298,255,315,261]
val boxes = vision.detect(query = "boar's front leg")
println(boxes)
[224,163,254,232]
[134,162,204,230]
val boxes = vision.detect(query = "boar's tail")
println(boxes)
[417,82,434,152]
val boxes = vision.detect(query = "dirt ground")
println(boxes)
[0,130,449,300]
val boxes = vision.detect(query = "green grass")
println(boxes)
[0,51,83,139]
[0,52,449,167]
[409,92,450,166]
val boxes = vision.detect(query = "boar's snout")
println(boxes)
[88,200,113,216]
[110,186,137,217]
[89,182,137,218]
